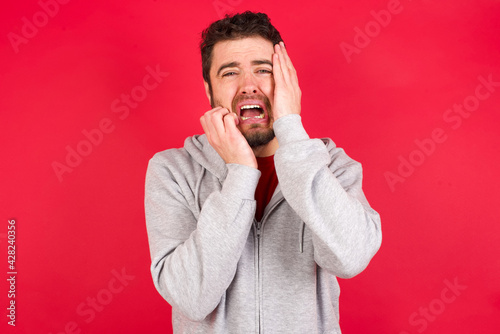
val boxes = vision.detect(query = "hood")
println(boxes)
[183,134,337,182]
[183,134,228,182]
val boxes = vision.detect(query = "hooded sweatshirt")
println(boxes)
[144,114,382,333]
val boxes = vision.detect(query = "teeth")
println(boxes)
[241,113,264,120]
[240,104,265,120]
[241,104,262,110]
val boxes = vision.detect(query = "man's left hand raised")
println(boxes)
[272,41,302,120]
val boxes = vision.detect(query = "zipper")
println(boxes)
[299,222,305,253]
[254,193,285,334]
[261,196,284,224]
[254,219,262,333]
[257,221,261,334]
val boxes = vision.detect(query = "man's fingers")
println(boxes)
[201,108,256,168]
[204,112,220,143]
[275,44,291,86]
[272,42,302,119]
[223,112,239,134]
[200,114,208,134]
[201,106,222,127]
[279,42,295,72]
[211,108,231,136]
[201,107,220,142]
[273,51,285,87]
[201,107,233,145]
[276,42,299,86]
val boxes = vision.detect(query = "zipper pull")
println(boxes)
[256,220,262,239]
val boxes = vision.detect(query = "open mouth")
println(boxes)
[240,104,265,120]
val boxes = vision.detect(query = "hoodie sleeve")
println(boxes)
[145,154,260,321]
[273,114,382,279]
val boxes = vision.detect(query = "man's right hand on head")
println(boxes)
[200,107,258,169]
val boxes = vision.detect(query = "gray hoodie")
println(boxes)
[145,114,382,333]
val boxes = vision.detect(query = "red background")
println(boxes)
[1,0,500,333]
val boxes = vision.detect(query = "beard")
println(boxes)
[209,86,275,148]
[243,126,275,148]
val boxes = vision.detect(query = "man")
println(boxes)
[145,11,382,333]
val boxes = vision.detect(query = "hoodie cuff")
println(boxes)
[221,164,261,200]
[273,114,310,146]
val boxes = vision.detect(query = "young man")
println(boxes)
[145,11,382,333]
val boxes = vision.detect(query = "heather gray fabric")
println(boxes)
[145,114,382,333]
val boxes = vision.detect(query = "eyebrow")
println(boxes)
[216,59,273,77]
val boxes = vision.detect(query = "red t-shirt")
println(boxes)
[255,155,279,222]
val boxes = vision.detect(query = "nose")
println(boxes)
[239,72,259,95]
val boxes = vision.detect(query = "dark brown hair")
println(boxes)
[200,11,284,94]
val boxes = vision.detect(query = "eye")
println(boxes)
[258,69,272,74]
[222,72,236,77]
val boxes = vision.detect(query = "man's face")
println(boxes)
[205,36,276,148]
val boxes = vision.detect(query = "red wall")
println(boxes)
[1,1,499,333]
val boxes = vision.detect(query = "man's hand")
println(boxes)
[272,41,302,120]
[200,107,257,169]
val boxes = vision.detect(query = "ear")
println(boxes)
[203,81,212,105]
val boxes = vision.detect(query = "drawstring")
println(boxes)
[299,222,305,253]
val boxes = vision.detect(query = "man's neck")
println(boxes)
[252,137,279,158]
